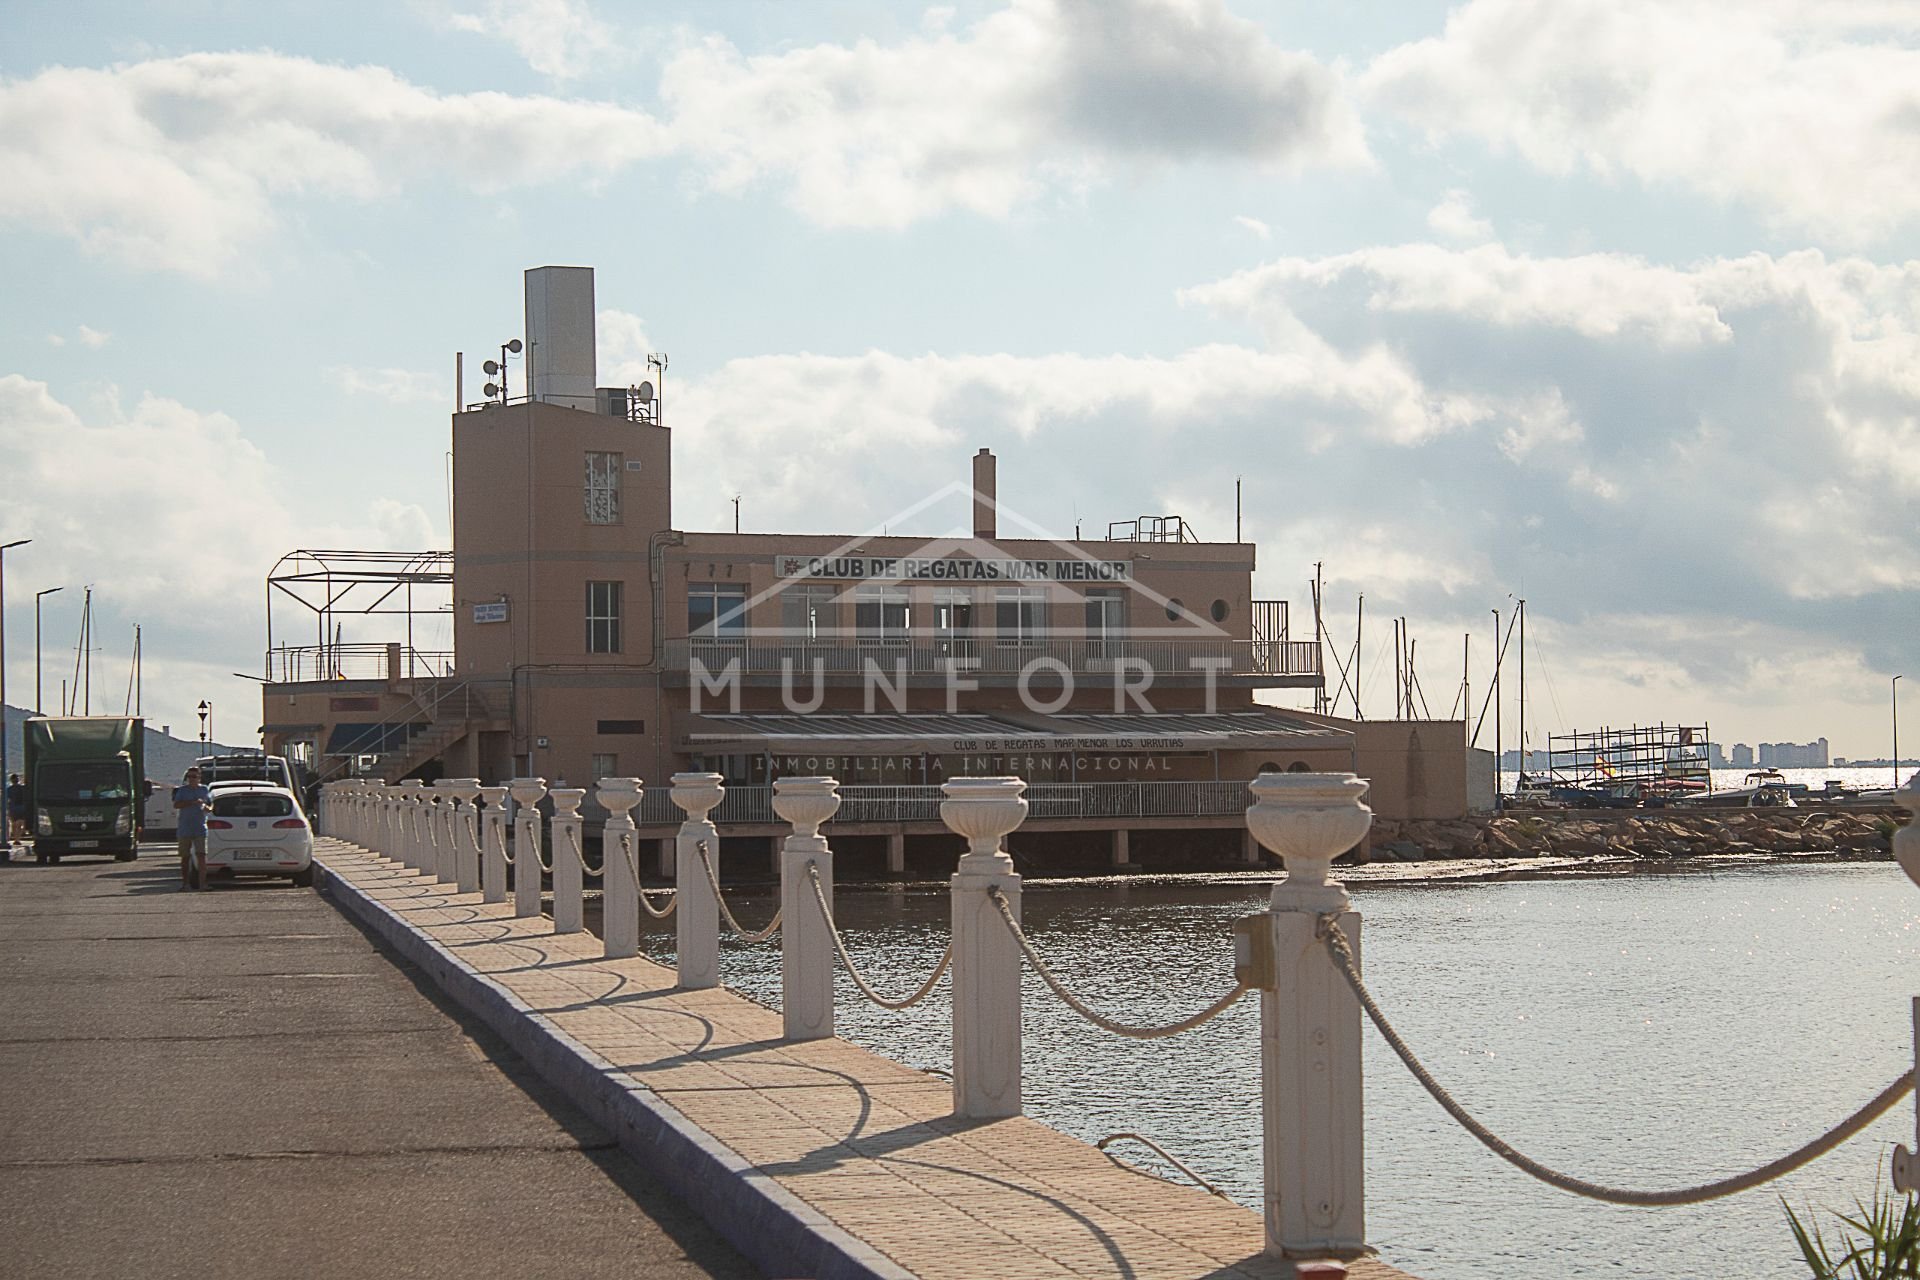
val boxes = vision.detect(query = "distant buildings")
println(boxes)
[1731,743,1754,768]
[1726,739,1830,769]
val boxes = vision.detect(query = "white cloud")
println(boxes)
[334,366,445,406]
[1234,214,1271,240]
[45,333,64,347]
[659,0,1366,228]
[445,0,618,80]
[1364,0,1920,243]
[76,325,111,348]
[0,51,670,275]
[1426,189,1491,242]
[595,308,654,386]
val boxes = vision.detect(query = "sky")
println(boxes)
[1,0,1916,761]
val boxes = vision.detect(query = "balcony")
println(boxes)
[628,781,1251,828]
[660,636,1322,685]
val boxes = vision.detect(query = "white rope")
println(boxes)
[694,839,781,943]
[1096,1133,1231,1200]
[1318,915,1912,1206]
[560,825,604,877]
[986,889,1248,1039]
[517,819,554,875]
[805,862,950,1010]
[616,832,677,919]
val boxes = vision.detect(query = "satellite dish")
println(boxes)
[506,338,523,354]
[482,382,499,397]
[482,360,500,375]
[636,381,654,401]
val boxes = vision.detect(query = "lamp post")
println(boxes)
[198,700,210,758]
[35,586,63,715]
[1,538,31,856]
[1896,675,1904,792]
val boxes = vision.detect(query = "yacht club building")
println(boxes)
[260,268,1481,872]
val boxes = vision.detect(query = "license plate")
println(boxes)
[233,849,274,861]
[71,840,99,849]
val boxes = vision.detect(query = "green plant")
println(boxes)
[1785,1181,1920,1278]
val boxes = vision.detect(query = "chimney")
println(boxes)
[972,448,996,540]
[523,266,597,410]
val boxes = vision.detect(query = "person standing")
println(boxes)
[173,767,211,890]
[5,773,26,842]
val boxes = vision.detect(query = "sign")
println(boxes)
[329,696,380,713]
[473,601,509,624]
[776,555,1131,583]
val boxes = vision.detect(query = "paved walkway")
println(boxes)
[315,839,1418,1280]
[0,843,756,1280]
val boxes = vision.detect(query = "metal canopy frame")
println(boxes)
[265,549,453,682]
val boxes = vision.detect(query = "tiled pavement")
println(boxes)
[316,839,1418,1280]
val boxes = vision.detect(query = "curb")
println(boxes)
[317,852,915,1280]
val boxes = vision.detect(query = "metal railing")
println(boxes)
[665,637,1320,678]
[630,781,1246,827]
[266,643,455,683]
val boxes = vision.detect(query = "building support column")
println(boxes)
[886,832,906,876]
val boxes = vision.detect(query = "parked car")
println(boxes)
[205,785,315,887]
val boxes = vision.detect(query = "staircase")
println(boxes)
[309,679,509,785]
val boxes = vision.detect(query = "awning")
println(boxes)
[681,708,1348,754]
[323,722,424,755]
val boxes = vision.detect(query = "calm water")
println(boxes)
[632,860,1918,1280]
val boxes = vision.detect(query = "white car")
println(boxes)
[205,784,315,887]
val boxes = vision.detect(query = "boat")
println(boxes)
[1674,769,1799,809]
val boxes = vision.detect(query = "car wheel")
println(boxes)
[291,867,315,888]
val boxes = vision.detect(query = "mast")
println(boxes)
[1492,607,1502,811]
[1354,596,1364,720]
[1517,600,1527,780]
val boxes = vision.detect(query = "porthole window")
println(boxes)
[1258,761,1282,773]
[1287,761,1311,773]
[1165,598,1184,621]
[1210,599,1230,622]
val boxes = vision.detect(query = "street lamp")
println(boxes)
[198,700,210,757]
[1896,675,1904,792]
[35,586,63,715]
[0,538,31,855]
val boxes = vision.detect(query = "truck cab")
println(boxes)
[26,717,147,863]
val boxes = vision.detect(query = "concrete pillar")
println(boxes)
[549,789,587,934]
[441,778,482,893]
[1246,772,1372,1261]
[599,777,644,959]
[671,773,724,991]
[774,777,841,1041]
[509,777,547,918]
[1110,827,1131,870]
[655,837,673,880]
[1242,825,1262,866]
[886,832,906,876]
[477,786,509,903]
[1891,775,1920,1193]
[942,776,1029,1119]
[395,780,424,869]
[421,793,444,879]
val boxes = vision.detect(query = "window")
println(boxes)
[596,719,645,735]
[688,583,747,641]
[1210,598,1231,623]
[780,585,837,642]
[995,588,1046,647]
[1085,589,1125,654]
[212,792,295,818]
[587,580,623,653]
[855,587,910,644]
[933,589,974,658]
[584,451,621,524]
[591,753,619,780]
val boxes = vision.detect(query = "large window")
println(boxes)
[995,588,1046,647]
[587,580,623,653]
[855,586,910,644]
[780,585,837,643]
[933,589,975,658]
[688,583,748,641]
[584,451,621,524]
[1085,589,1126,655]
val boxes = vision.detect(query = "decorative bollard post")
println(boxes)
[599,777,645,959]
[549,788,587,934]
[671,773,724,990]
[1245,772,1372,1263]
[425,790,449,879]
[942,776,1029,1119]
[1889,773,1920,1192]
[395,780,425,869]
[509,778,548,918]
[774,777,841,1041]
[477,785,509,903]
[443,778,483,893]
[429,782,458,883]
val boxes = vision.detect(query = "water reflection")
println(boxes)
[623,861,1916,1280]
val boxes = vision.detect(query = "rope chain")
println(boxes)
[1318,916,1913,1206]
[694,839,781,943]
[804,862,951,1010]
[986,888,1248,1039]
[1096,1133,1231,1200]
[517,818,554,875]
[561,825,605,877]
[616,832,677,919]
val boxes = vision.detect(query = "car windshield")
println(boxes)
[201,759,292,789]
[212,792,295,818]
[41,762,132,801]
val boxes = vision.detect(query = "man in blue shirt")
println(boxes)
[173,767,212,890]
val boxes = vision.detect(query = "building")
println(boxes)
[1731,743,1755,768]
[260,267,1483,872]
[1758,739,1829,768]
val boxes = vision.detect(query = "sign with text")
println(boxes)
[472,601,509,624]
[776,555,1131,583]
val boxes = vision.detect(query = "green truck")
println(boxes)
[24,716,147,864]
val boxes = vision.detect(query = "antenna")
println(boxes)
[481,337,523,405]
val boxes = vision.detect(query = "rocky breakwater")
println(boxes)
[1360,808,1904,864]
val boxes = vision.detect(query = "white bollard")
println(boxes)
[427,784,454,882]
[443,778,483,893]
[774,777,841,1041]
[477,786,509,903]
[599,777,645,959]
[549,788,587,934]
[942,776,1029,1119]
[509,777,547,918]
[1245,772,1372,1262]
[395,780,425,869]
[670,773,724,990]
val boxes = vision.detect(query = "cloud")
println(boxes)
[444,0,618,80]
[1234,214,1271,240]
[45,334,64,347]
[659,0,1366,228]
[1363,0,1920,243]
[596,308,654,386]
[0,51,670,275]
[1426,189,1491,242]
[334,366,445,405]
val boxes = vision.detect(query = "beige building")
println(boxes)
[261,267,1483,872]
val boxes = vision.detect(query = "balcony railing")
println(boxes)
[266,643,455,683]
[663,637,1320,679]
[631,781,1249,827]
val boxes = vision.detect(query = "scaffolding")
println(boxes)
[264,549,454,683]
[1545,723,1713,800]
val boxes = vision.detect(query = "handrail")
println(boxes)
[631,780,1252,827]
[663,636,1320,677]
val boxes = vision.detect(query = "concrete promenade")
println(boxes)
[313,837,1419,1280]
[0,843,754,1280]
